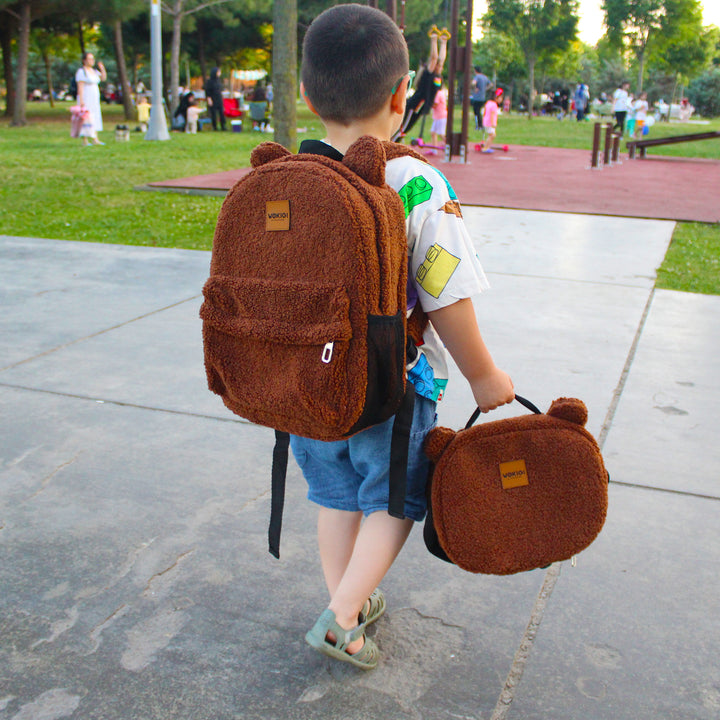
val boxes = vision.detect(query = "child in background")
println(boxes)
[633,91,648,139]
[428,80,448,155]
[480,88,503,153]
[186,99,203,134]
[295,4,514,670]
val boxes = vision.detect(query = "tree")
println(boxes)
[272,0,296,150]
[602,0,664,92]
[483,0,578,118]
[93,1,146,120]
[1,8,17,117]
[6,0,32,126]
[161,0,235,113]
[648,0,711,83]
[473,29,525,88]
[687,66,720,116]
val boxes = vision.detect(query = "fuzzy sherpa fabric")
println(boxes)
[424,397,608,575]
[200,136,411,440]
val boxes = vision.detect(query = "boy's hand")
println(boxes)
[469,366,514,413]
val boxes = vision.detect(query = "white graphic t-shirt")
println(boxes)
[385,154,489,402]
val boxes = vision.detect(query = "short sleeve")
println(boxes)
[385,156,489,313]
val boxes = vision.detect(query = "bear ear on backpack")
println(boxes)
[343,136,386,187]
[547,397,588,427]
[251,142,292,168]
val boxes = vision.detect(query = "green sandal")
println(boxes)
[358,588,386,627]
[305,609,379,670]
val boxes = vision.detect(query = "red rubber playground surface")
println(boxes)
[147,143,720,223]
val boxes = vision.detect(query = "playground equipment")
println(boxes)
[626,130,720,159]
[474,143,509,153]
[410,137,443,150]
[590,122,622,169]
[371,0,474,163]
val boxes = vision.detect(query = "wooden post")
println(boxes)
[590,122,602,168]
[444,0,460,161]
[603,123,613,165]
[444,0,473,162]
[612,133,621,163]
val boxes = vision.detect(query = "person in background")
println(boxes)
[428,79,448,155]
[479,87,503,153]
[75,51,107,146]
[204,67,226,131]
[574,82,589,122]
[633,91,649,139]
[612,81,631,133]
[470,66,490,131]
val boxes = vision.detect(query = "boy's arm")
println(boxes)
[427,298,514,412]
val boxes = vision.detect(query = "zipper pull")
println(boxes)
[321,342,334,364]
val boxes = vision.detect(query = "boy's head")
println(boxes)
[301,3,409,126]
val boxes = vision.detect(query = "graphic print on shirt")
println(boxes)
[407,351,448,402]
[416,243,460,298]
[398,176,433,217]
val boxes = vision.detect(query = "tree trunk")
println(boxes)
[2,18,16,117]
[12,0,31,127]
[272,0,297,151]
[197,26,207,84]
[169,3,183,113]
[77,17,85,55]
[113,19,135,120]
[527,56,535,120]
[44,52,54,107]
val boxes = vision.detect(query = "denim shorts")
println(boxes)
[289,393,437,521]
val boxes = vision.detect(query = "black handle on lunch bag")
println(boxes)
[464,394,542,430]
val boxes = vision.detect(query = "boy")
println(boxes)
[296,4,514,670]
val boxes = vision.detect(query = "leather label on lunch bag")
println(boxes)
[500,459,529,489]
[266,200,290,231]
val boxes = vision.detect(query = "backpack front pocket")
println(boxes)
[201,276,364,438]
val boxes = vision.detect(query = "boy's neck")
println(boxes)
[322,117,395,156]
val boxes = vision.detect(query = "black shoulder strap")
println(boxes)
[268,430,290,559]
[388,384,415,519]
[267,385,415,558]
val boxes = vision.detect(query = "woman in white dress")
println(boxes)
[75,52,107,146]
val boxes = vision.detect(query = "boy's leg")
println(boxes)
[324,512,414,653]
[317,507,363,595]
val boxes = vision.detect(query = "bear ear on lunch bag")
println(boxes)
[423,426,456,463]
[546,397,588,426]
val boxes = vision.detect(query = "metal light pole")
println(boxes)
[146,0,170,141]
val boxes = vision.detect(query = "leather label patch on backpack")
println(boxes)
[266,200,290,231]
[499,459,529,489]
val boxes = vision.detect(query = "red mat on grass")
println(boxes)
[147,144,720,223]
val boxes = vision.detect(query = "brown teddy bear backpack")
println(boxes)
[200,136,425,558]
[423,396,609,575]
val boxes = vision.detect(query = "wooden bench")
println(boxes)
[626,130,720,159]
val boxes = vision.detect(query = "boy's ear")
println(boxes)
[300,82,319,116]
[390,76,409,116]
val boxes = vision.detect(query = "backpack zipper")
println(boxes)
[321,342,334,363]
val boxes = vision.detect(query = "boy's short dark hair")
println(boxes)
[301,3,409,125]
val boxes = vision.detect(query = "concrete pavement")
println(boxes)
[1,208,718,720]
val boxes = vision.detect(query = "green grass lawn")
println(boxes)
[1,102,718,293]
